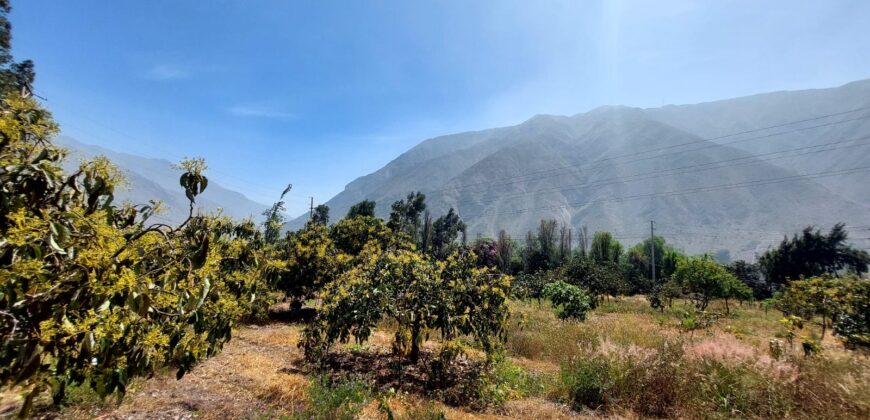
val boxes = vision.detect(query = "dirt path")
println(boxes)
[59,324,308,419]
[48,324,580,420]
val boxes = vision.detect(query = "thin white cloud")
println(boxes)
[227,105,297,120]
[144,64,189,81]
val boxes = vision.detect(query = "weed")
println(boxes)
[296,376,371,420]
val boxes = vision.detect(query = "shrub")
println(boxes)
[444,353,543,409]
[560,356,613,410]
[543,281,593,320]
[561,256,628,305]
[301,377,371,420]
[831,278,870,349]
[558,342,683,416]
[512,270,553,301]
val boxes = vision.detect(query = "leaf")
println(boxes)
[48,234,67,254]
[195,277,211,310]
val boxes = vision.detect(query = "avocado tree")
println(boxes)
[0,94,268,414]
[301,248,511,364]
[329,214,392,256]
[831,278,870,349]
[273,222,341,304]
[781,275,870,343]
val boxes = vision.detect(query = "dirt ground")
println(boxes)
[27,323,582,420]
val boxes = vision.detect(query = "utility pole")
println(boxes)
[309,197,314,221]
[650,220,656,284]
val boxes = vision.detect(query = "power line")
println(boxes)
[430,109,870,194]
[475,166,870,217]
[447,134,870,205]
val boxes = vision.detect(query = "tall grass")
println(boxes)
[508,298,870,419]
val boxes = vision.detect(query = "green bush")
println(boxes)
[560,356,613,410]
[300,377,371,420]
[559,343,684,416]
[542,281,593,320]
[447,354,543,409]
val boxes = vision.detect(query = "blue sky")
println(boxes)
[11,0,870,216]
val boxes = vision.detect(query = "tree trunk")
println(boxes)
[410,320,422,364]
[821,314,826,339]
[724,298,730,315]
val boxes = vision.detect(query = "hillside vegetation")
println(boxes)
[1,5,870,419]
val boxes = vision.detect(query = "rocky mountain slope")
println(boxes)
[290,80,870,259]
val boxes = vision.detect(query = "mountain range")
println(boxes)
[55,136,269,225]
[288,79,870,260]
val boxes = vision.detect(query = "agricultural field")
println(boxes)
[3,2,870,419]
[8,297,866,419]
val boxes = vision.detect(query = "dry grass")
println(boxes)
[505,298,870,419]
[15,297,869,419]
[54,324,310,419]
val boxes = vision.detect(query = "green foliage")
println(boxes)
[727,259,770,299]
[589,231,623,264]
[536,219,558,266]
[273,222,341,301]
[301,248,511,364]
[495,230,513,274]
[802,339,823,357]
[430,208,465,259]
[520,220,562,273]
[261,183,292,244]
[560,355,613,410]
[542,281,592,320]
[832,278,870,349]
[561,256,628,304]
[455,354,544,409]
[0,94,268,414]
[511,270,554,301]
[626,235,682,291]
[782,275,870,347]
[0,2,34,96]
[311,204,330,225]
[387,191,426,244]
[299,377,371,420]
[650,279,683,310]
[672,256,742,311]
[759,224,869,285]
[329,215,391,256]
[346,199,376,219]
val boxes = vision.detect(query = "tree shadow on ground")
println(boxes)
[297,350,485,407]
[268,302,317,323]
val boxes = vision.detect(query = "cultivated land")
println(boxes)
[14,298,868,419]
